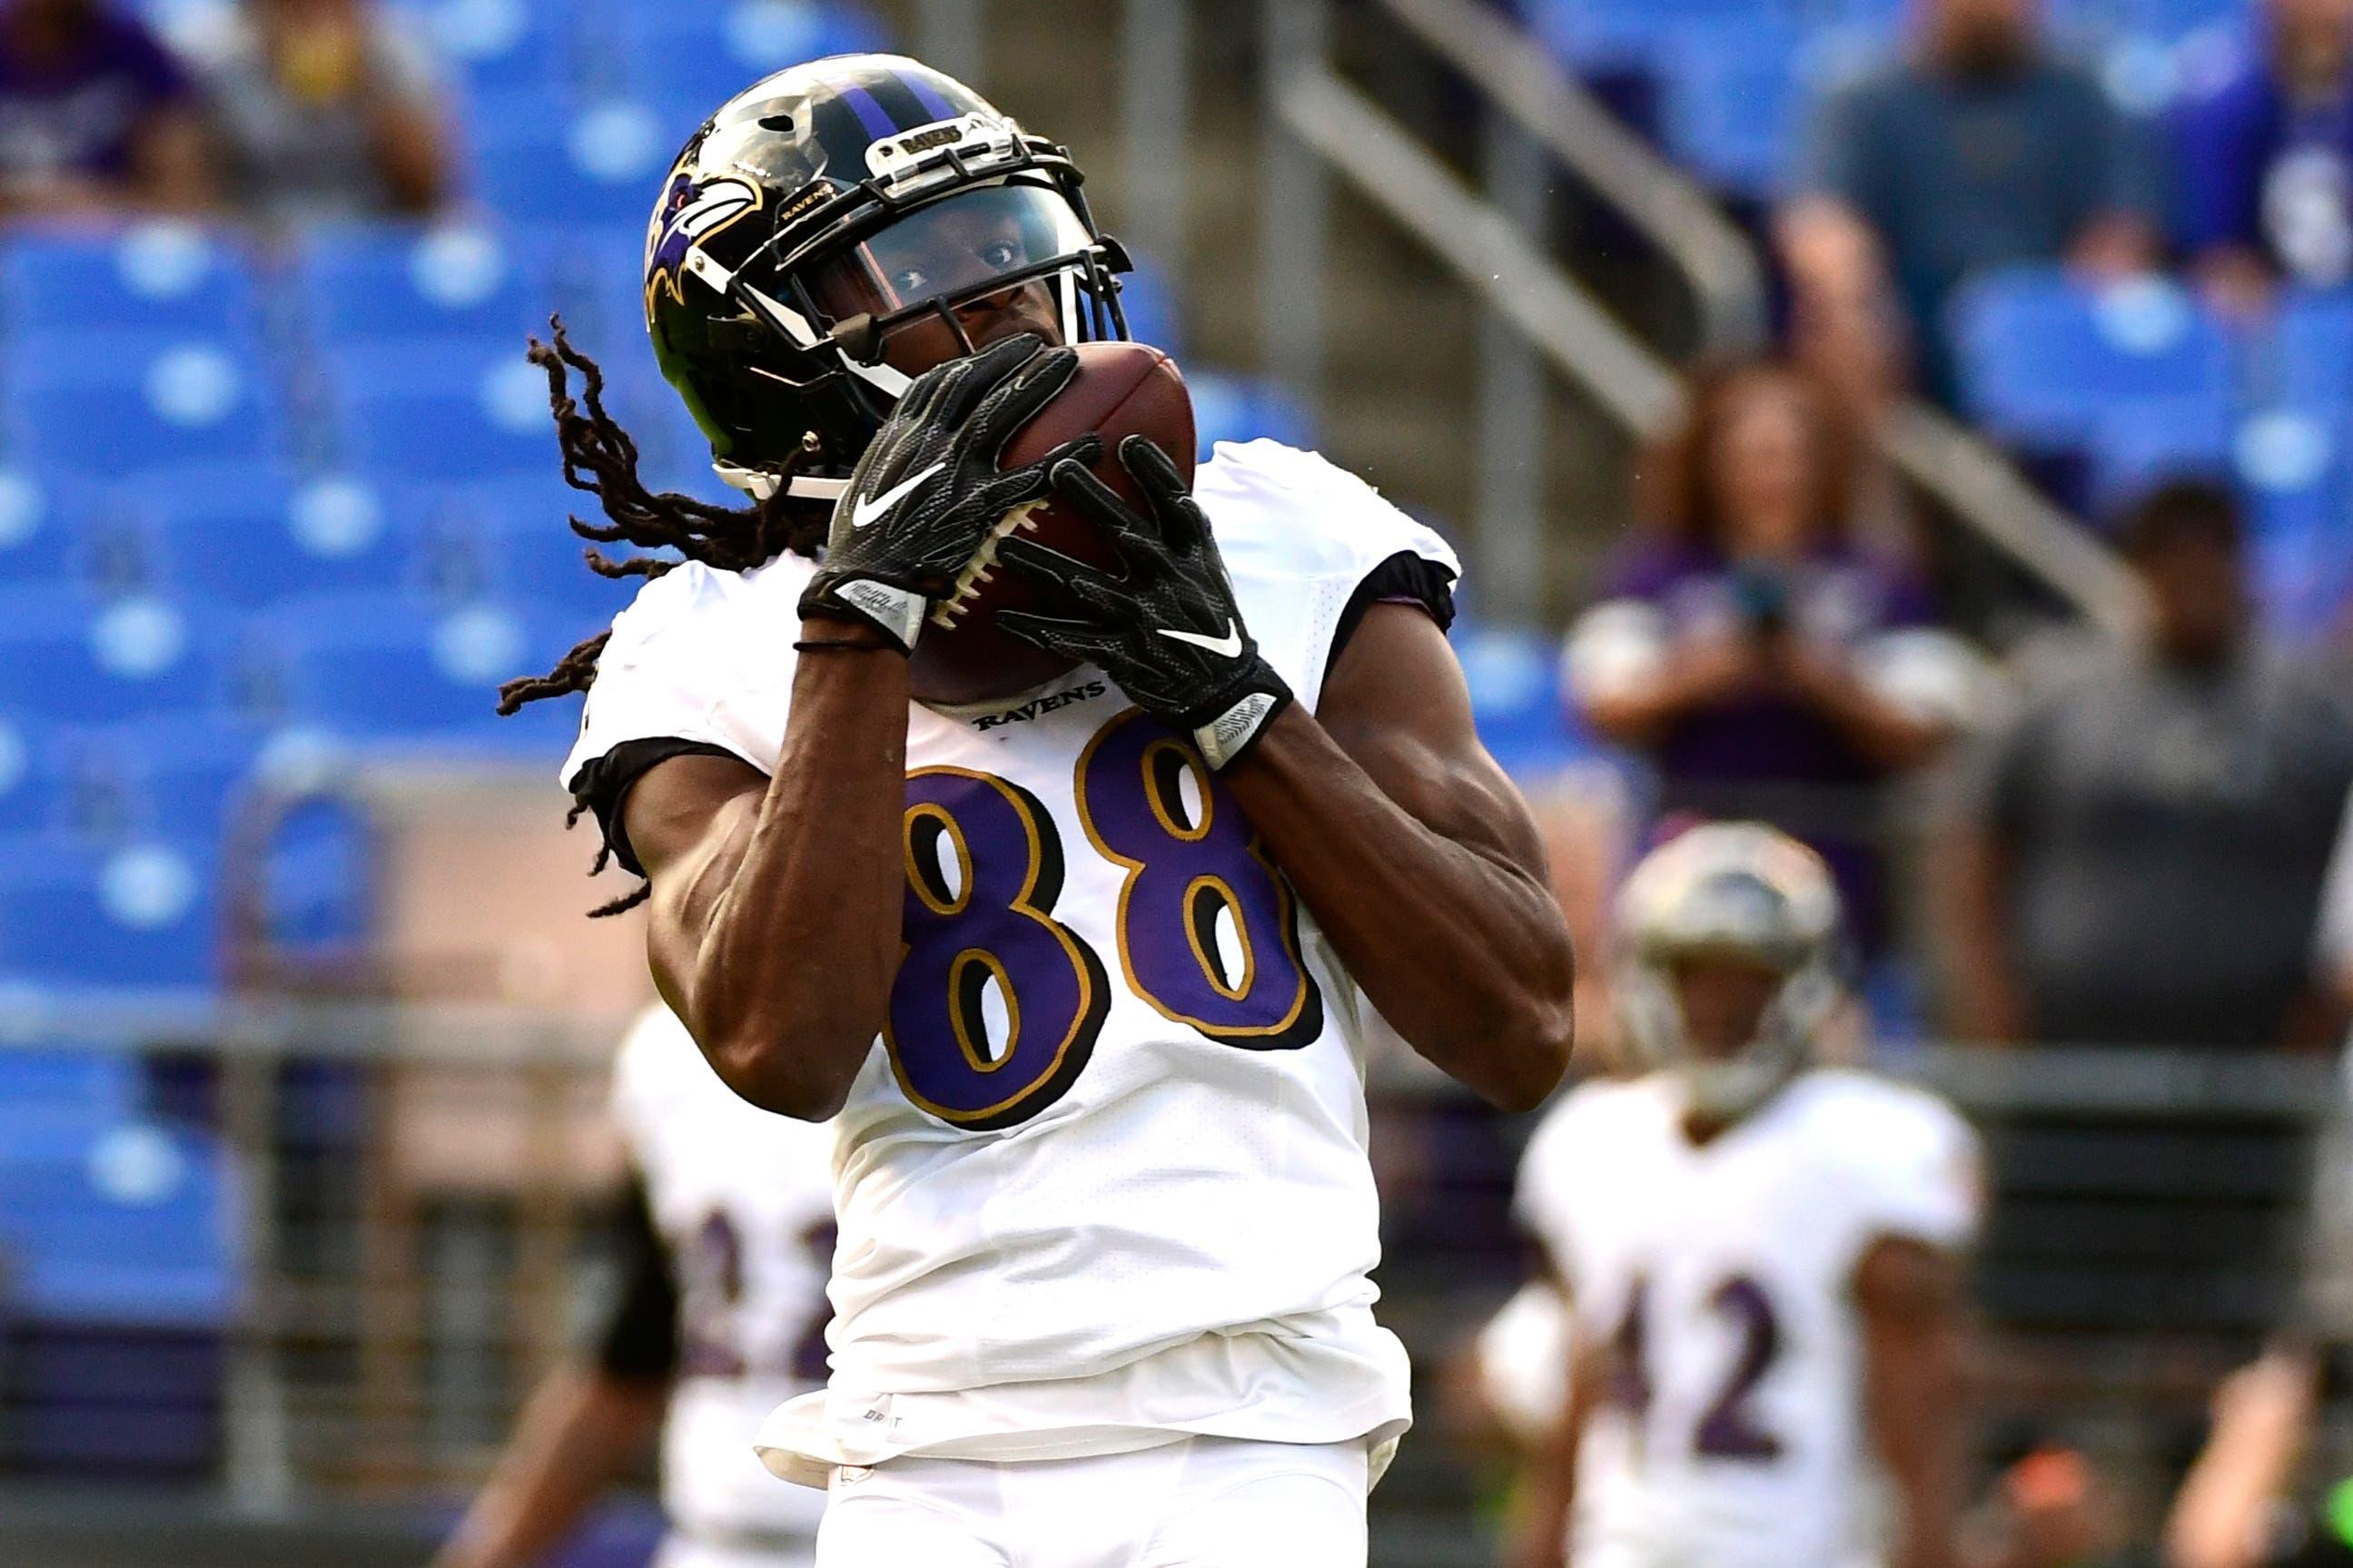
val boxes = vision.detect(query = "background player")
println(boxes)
[504,54,1577,1567]
[431,1004,835,1568]
[1509,823,1982,1568]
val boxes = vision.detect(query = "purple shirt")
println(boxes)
[2172,36,2353,284]
[0,10,191,184]
[1594,537,1935,952]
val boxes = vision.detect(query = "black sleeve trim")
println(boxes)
[1330,549,1458,671]
[591,1173,680,1384]
[569,738,747,878]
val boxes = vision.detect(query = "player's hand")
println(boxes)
[994,435,1292,769]
[799,333,1098,653]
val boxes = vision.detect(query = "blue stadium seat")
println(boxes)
[609,1,892,116]
[426,473,657,624]
[412,0,574,96]
[0,469,116,596]
[1117,252,1181,354]
[296,224,557,350]
[1950,271,2236,448]
[126,468,429,610]
[2235,405,2353,639]
[1454,620,1584,778]
[0,1111,237,1326]
[2273,290,2353,411]
[1658,21,1811,194]
[0,226,261,348]
[2085,395,2238,513]
[473,100,677,230]
[262,593,582,748]
[0,1050,137,1117]
[1534,0,1799,65]
[327,339,561,483]
[0,595,236,725]
[0,838,221,991]
[1190,370,1314,455]
[0,716,79,843]
[2,340,288,474]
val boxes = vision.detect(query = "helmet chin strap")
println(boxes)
[711,462,850,503]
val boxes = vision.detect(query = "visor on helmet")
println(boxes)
[795,181,1115,364]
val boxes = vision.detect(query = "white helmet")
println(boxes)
[1615,823,1846,1121]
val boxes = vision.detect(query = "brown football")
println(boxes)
[908,340,1197,696]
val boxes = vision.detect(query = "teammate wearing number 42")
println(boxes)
[1507,825,1982,1568]
[498,51,1577,1568]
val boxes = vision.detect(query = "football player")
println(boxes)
[498,54,1576,1566]
[1508,823,1981,1568]
[433,1003,835,1568]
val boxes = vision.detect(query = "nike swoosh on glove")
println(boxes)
[799,333,1101,652]
[993,435,1293,770]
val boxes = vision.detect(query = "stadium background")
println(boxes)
[1,0,2348,1563]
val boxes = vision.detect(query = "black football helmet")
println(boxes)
[642,54,1132,504]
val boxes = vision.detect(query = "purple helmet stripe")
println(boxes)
[836,81,897,142]
[897,70,959,123]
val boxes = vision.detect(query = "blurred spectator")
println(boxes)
[1941,480,2353,1050]
[1563,360,1979,962]
[2175,0,2353,318]
[174,0,450,224]
[1779,0,2163,408]
[0,0,213,218]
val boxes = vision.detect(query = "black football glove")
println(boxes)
[799,333,1098,652]
[994,436,1292,769]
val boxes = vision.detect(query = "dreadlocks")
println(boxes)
[499,318,834,915]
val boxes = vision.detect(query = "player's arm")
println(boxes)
[431,1179,677,1568]
[1231,606,1576,1109]
[621,339,1089,1119]
[994,439,1572,1108]
[1858,1235,1971,1568]
[623,654,910,1120]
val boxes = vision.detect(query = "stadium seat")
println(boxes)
[1950,270,2236,449]
[296,223,557,350]
[1117,251,1181,354]
[608,1,892,118]
[0,595,237,725]
[0,1050,137,1117]
[0,1110,237,1326]
[0,716,77,842]
[1657,21,1811,194]
[412,0,575,96]
[472,100,678,230]
[1191,370,1314,454]
[125,468,429,610]
[0,225,262,348]
[1,340,289,474]
[1454,620,1586,779]
[2272,290,2353,411]
[326,339,561,483]
[262,592,583,749]
[2084,395,2238,513]
[0,837,221,991]
[424,473,656,625]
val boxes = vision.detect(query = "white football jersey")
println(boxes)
[1515,1069,1982,1568]
[610,1004,835,1557]
[567,440,1454,1485]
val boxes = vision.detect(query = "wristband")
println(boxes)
[1192,689,1290,771]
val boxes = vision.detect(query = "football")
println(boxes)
[908,340,1198,695]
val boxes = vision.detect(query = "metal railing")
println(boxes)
[1258,0,2148,636]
